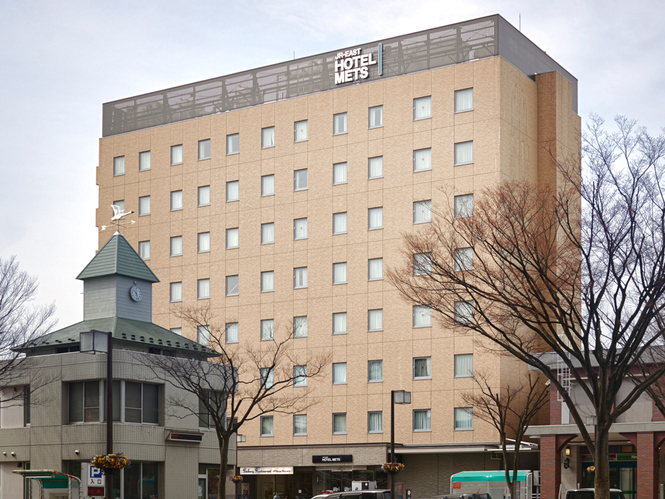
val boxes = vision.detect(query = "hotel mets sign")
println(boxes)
[334,45,382,85]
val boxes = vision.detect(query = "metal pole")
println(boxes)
[390,390,395,499]
[236,436,239,499]
[106,332,113,499]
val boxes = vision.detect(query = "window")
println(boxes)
[333,262,347,285]
[198,392,220,428]
[368,106,383,128]
[368,411,383,433]
[368,258,383,280]
[68,380,100,422]
[368,156,383,179]
[226,228,239,249]
[368,360,383,382]
[139,196,151,216]
[455,354,474,377]
[294,365,307,387]
[139,151,151,171]
[294,120,308,142]
[333,113,347,135]
[368,207,383,230]
[198,232,210,253]
[413,148,432,172]
[170,328,182,336]
[294,414,307,435]
[198,186,211,207]
[260,368,274,388]
[294,267,307,289]
[294,316,308,337]
[414,357,431,379]
[261,271,274,293]
[368,309,383,331]
[171,190,183,211]
[170,282,182,302]
[170,236,183,257]
[171,145,183,165]
[333,162,347,184]
[113,156,125,176]
[455,88,474,113]
[261,223,275,244]
[454,141,474,165]
[226,323,239,344]
[261,319,274,341]
[294,218,308,239]
[333,212,347,234]
[332,363,347,384]
[125,382,158,424]
[261,175,275,196]
[226,180,239,202]
[454,300,474,324]
[294,169,308,191]
[454,247,474,271]
[198,325,210,345]
[261,415,274,436]
[413,305,431,327]
[413,253,432,276]
[69,381,159,424]
[333,413,347,434]
[414,96,432,120]
[138,241,150,260]
[227,133,239,155]
[262,127,275,148]
[198,279,210,300]
[454,194,474,218]
[199,139,211,160]
[226,275,239,296]
[333,312,347,334]
[455,407,473,430]
[413,409,431,431]
[113,200,125,212]
[413,200,432,224]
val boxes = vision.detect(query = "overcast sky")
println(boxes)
[1,0,664,328]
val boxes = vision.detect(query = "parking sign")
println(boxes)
[82,463,105,487]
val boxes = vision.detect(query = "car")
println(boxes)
[565,488,626,499]
[316,490,391,499]
[432,495,492,499]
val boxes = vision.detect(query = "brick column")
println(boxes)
[541,434,577,499]
[636,432,657,499]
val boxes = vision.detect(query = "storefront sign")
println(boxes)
[334,46,382,85]
[240,467,294,475]
[312,455,353,463]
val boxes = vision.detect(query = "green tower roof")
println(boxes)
[77,232,158,283]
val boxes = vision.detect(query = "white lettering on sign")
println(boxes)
[83,463,105,486]
[334,47,379,85]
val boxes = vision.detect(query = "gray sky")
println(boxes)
[1,0,664,328]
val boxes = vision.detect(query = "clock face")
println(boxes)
[130,285,142,302]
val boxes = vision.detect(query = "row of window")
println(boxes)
[68,380,159,424]
[111,89,475,176]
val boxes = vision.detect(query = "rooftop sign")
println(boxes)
[334,46,381,85]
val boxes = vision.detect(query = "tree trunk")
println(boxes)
[593,429,610,499]
[219,435,231,499]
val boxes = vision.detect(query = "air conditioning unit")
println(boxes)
[491,452,502,460]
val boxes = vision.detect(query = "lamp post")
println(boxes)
[236,434,245,499]
[81,330,114,499]
[390,390,411,499]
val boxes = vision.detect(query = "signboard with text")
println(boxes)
[312,455,353,464]
[82,463,105,486]
[240,467,294,475]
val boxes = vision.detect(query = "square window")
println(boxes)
[170,282,182,302]
[226,322,239,344]
[170,236,183,257]
[368,309,383,331]
[261,175,275,196]
[261,368,274,389]
[413,253,432,276]
[413,96,432,120]
[454,247,474,271]
[138,241,150,260]
[139,196,151,216]
[454,194,474,218]
[261,319,274,341]
[333,413,347,434]
[368,258,383,280]
[333,312,347,334]
[413,409,431,431]
[226,180,239,202]
[455,88,474,113]
[226,275,239,296]
[171,145,183,165]
[294,316,308,337]
[261,415,274,436]
[413,148,432,172]
[198,232,210,253]
[261,271,275,293]
[413,200,432,223]
[139,151,151,171]
[294,218,308,239]
[198,279,210,300]
[368,156,383,179]
[113,200,125,213]
[293,414,307,435]
[368,411,383,433]
[261,223,275,244]
[454,141,474,165]
[368,207,383,230]
[294,120,308,142]
[454,301,474,324]
[368,360,383,382]
[198,139,211,160]
[368,106,383,128]
[113,156,125,176]
[171,190,183,211]
[294,267,307,289]
[413,305,431,327]
[414,357,431,379]
[332,363,347,384]
[262,127,275,148]
[333,113,347,135]
[294,169,308,191]
[454,354,473,377]
[198,185,211,206]
[227,134,239,155]
[333,262,347,285]
[333,162,347,185]
[294,365,307,387]
[170,327,182,336]
[226,228,239,249]
[333,212,347,234]
[454,407,473,430]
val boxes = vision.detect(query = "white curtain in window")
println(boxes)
[198,279,210,299]
[333,414,346,433]
[170,282,182,302]
[454,194,474,218]
[262,223,274,244]
[294,267,307,288]
[414,148,432,171]
[334,113,347,134]
[261,368,274,388]
[454,354,473,377]
[294,365,307,386]
[369,106,383,128]
[454,247,474,271]
[226,323,238,343]
[261,271,274,292]
[227,134,239,154]
[198,232,210,252]
[294,414,307,434]
[139,196,150,215]
[262,175,275,196]
[139,151,151,171]
[368,360,382,381]
[368,157,383,178]
[455,408,473,429]
[197,325,210,346]
[171,145,183,165]
[368,412,382,432]
[139,241,150,260]
[198,139,211,159]
[261,320,274,341]
[413,253,432,276]
[333,162,347,184]
[369,207,383,229]
[261,416,273,435]
[368,258,383,280]
[414,409,431,430]
[114,156,125,176]
[333,262,347,284]
[226,275,239,296]
[227,181,239,201]
[262,127,275,148]
[414,96,432,119]
[294,316,308,337]
[455,88,474,113]
[413,306,431,327]
[333,363,347,384]
[333,312,347,334]
[294,169,308,190]
[368,309,383,331]
[171,190,183,210]
[113,200,125,212]
[170,236,182,256]
[413,200,432,223]
[455,141,474,165]
[198,186,210,206]
[294,218,308,239]
[295,121,308,142]
[455,301,474,323]
[414,358,431,377]
[333,212,347,234]
[226,228,239,248]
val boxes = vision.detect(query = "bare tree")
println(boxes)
[462,371,548,499]
[388,116,665,499]
[140,304,330,499]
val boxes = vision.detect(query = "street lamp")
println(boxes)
[390,390,411,499]
[236,434,246,499]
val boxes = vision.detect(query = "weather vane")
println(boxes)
[101,205,135,233]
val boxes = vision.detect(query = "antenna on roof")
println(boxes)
[519,13,521,31]
[101,205,136,233]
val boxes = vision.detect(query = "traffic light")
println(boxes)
[87,485,105,497]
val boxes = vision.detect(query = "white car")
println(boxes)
[565,488,626,499]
